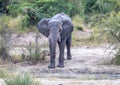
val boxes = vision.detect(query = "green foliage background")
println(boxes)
[0,0,119,43]
[0,0,119,27]
[0,0,120,57]
[4,0,75,27]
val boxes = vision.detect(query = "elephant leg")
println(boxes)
[66,35,72,60]
[48,55,55,68]
[57,40,66,67]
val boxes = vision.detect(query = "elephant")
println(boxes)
[37,12,74,68]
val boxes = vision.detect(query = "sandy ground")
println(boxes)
[1,31,120,85]
[5,46,120,85]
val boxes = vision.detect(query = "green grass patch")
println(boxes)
[72,29,108,47]
[0,69,9,78]
[110,54,120,65]
[73,15,85,31]
[5,74,40,85]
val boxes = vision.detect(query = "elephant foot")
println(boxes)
[67,55,72,60]
[48,64,55,68]
[67,57,71,60]
[57,64,64,68]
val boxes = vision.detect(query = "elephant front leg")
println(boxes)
[66,35,72,60]
[48,55,55,68]
[57,41,65,67]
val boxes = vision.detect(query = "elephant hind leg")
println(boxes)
[66,35,72,60]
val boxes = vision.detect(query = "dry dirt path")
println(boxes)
[11,46,120,85]
[1,32,120,85]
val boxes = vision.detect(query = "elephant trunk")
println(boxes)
[49,34,58,65]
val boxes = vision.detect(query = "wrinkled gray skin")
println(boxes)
[37,12,74,68]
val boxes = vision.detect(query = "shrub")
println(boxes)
[26,41,42,62]
[7,0,74,28]
[0,69,9,78]
[83,0,118,25]
[5,74,40,85]
[83,0,116,15]
[0,15,25,61]
[85,14,105,27]
[0,15,12,60]
[99,12,120,65]
[76,26,84,31]
[73,15,84,31]
[96,0,116,14]
[102,12,120,43]
[21,33,49,63]
[111,52,120,65]
[8,15,25,32]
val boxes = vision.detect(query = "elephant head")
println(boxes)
[37,18,73,68]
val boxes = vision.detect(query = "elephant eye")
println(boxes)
[59,29,62,32]
[48,29,50,33]
[48,29,50,32]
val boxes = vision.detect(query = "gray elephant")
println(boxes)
[37,12,74,68]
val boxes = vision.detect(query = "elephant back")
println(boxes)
[50,12,71,22]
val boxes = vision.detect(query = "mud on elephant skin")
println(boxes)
[37,12,74,68]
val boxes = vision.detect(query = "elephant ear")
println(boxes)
[61,20,74,39]
[37,18,50,37]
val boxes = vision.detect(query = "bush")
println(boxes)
[5,74,40,85]
[7,0,74,28]
[111,53,120,65]
[73,15,84,31]
[8,15,26,32]
[0,69,9,78]
[85,13,105,27]
[102,12,120,43]
[83,0,116,15]
[20,33,49,63]
[83,0,118,25]
[0,15,12,60]
[76,26,84,31]
[95,12,120,65]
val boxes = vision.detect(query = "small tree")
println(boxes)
[0,15,12,60]
[102,12,120,43]
[101,12,120,64]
